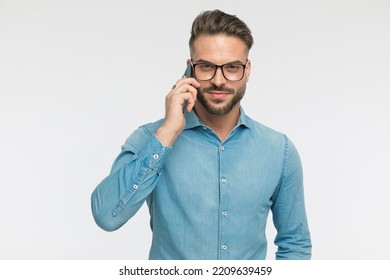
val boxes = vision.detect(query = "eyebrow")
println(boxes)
[194,59,246,65]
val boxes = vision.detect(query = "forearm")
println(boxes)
[155,125,180,147]
[273,206,312,260]
[91,129,170,231]
[91,158,157,231]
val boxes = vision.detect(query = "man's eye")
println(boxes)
[225,64,241,72]
[198,64,214,71]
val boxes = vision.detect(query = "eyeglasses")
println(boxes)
[191,59,248,82]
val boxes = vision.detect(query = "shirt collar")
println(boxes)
[184,106,250,130]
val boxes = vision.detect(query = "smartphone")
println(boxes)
[182,63,194,113]
[184,63,193,77]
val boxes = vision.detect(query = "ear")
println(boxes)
[245,59,251,82]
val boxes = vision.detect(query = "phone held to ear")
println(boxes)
[181,64,194,113]
[184,63,193,77]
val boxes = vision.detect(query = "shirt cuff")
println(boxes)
[138,133,172,172]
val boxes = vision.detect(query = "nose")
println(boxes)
[210,67,227,87]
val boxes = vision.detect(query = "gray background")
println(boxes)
[1,0,389,259]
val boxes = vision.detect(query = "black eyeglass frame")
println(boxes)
[190,59,248,82]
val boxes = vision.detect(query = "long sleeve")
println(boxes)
[91,125,171,232]
[271,136,312,259]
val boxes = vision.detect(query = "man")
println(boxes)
[91,9,311,260]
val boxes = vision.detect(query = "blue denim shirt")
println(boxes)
[91,108,311,259]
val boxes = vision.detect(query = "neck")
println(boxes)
[194,102,241,142]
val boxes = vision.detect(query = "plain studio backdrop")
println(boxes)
[0,0,389,260]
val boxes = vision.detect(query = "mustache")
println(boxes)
[201,85,235,94]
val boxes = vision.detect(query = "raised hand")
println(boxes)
[155,77,200,146]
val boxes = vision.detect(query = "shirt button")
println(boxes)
[221,178,227,184]
[221,244,227,250]
[222,210,228,217]
[133,184,139,190]
[202,127,208,130]
[219,146,225,151]
[152,153,159,160]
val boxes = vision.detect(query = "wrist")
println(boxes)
[155,125,182,147]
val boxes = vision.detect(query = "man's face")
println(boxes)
[191,34,251,116]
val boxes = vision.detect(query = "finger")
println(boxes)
[177,91,196,112]
[174,84,198,103]
[186,100,195,112]
[173,77,200,90]
[167,90,195,107]
[185,95,196,112]
[185,77,201,88]
[187,85,198,103]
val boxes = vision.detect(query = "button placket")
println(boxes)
[219,142,229,258]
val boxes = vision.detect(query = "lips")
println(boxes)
[208,91,229,98]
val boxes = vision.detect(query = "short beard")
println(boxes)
[197,84,246,116]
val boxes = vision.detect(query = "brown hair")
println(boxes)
[189,10,254,53]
